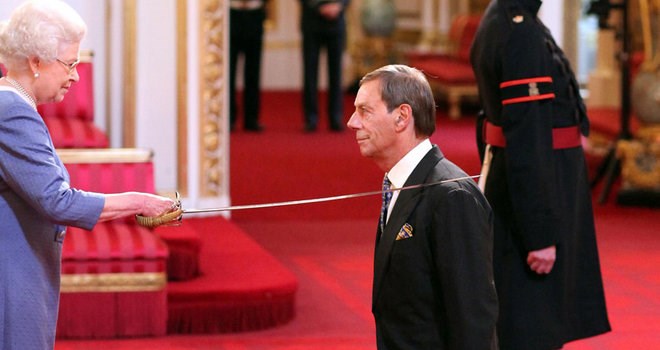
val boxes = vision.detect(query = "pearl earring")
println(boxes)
[34,72,40,79]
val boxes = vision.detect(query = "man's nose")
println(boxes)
[347,113,360,129]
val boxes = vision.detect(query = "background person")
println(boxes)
[470,0,611,349]
[347,64,498,349]
[229,0,267,132]
[0,1,175,348]
[299,0,349,132]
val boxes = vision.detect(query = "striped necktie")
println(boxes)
[379,175,392,233]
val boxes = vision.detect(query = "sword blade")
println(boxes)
[182,175,479,214]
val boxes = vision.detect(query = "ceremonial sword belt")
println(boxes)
[135,175,480,228]
[483,121,582,149]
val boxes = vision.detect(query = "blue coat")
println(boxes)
[0,90,104,349]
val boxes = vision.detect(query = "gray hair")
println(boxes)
[0,0,87,71]
[360,64,437,137]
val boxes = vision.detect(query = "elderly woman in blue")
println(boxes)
[0,1,175,348]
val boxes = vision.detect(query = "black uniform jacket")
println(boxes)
[373,146,498,350]
[470,1,611,349]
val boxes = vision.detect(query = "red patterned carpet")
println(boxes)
[56,91,659,349]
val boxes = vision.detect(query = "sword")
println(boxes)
[136,175,480,228]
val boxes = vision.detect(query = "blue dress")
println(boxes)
[0,90,105,349]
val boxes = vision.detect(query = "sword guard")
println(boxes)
[135,192,184,228]
[136,209,183,228]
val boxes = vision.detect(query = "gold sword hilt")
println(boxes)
[135,192,184,228]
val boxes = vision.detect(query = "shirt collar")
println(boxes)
[386,139,432,189]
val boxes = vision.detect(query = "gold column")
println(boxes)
[122,0,137,147]
[587,29,621,107]
[199,0,227,197]
[563,0,579,71]
[177,0,189,196]
[417,0,439,51]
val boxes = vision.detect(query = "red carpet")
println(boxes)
[165,216,297,334]
[56,91,660,349]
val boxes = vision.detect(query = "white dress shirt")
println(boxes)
[384,139,432,224]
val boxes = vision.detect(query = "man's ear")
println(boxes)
[395,104,413,129]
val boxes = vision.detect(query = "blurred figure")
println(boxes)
[470,1,611,349]
[0,1,175,348]
[229,0,268,132]
[348,64,498,349]
[299,0,349,132]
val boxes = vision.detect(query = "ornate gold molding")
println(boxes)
[638,0,659,71]
[617,133,660,190]
[199,0,227,196]
[56,148,153,163]
[177,0,189,196]
[61,272,167,293]
[123,0,137,148]
[563,0,580,70]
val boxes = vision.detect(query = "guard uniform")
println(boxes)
[470,0,611,349]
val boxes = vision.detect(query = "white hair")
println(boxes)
[0,0,87,71]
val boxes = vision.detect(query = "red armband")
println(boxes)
[500,76,555,105]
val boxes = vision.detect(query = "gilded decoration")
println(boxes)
[177,0,189,196]
[616,129,660,190]
[199,0,227,196]
[123,0,137,148]
[61,272,167,293]
[617,0,660,192]
[56,148,153,163]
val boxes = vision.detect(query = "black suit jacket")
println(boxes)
[373,146,498,350]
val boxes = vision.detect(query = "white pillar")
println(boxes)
[539,0,564,47]
[417,0,436,51]
[586,29,621,107]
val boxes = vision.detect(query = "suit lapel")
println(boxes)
[372,146,444,308]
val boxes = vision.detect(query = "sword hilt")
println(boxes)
[135,192,184,228]
[136,209,184,228]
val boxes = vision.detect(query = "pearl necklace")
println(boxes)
[3,77,37,110]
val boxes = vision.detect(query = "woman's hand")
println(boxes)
[138,193,177,217]
[99,192,176,222]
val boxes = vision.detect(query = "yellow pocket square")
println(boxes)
[396,223,414,240]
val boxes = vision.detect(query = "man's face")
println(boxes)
[347,80,398,161]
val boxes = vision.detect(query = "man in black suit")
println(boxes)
[347,64,498,349]
[229,0,267,132]
[299,0,349,132]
